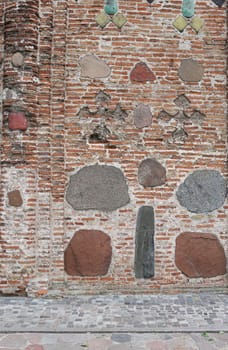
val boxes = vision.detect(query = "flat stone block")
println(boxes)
[175,232,227,278]
[133,104,152,128]
[66,164,130,211]
[135,206,154,279]
[176,169,226,213]
[8,111,28,131]
[179,58,204,82]
[80,54,111,79]
[7,190,23,207]
[64,229,112,276]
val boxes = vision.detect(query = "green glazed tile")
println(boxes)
[173,15,188,32]
[104,0,118,15]
[182,0,195,18]
[95,11,111,28]
[112,12,127,28]
[190,17,203,33]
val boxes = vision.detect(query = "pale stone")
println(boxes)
[80,54,111,79]
[179,58,204,82]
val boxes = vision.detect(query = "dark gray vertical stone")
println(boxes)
[134,206,154,279]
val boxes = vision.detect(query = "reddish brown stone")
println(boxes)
[130,62,156,83]
[8,112,28,131]
[138,158,166,187]
[7,190,23,207]
[175,233,227,278]
[64,230,112,276]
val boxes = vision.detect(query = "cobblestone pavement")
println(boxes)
[0,293,228,349]
[0,293,227,333]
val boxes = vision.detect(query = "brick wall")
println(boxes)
[0,0,227,296]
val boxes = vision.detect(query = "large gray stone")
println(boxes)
[179,58,204,82]
[79,54,111,79]
[66,164,130,211]
[134,206,154,279]
[176,169,227,213]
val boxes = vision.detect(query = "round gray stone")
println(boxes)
[11,52,24,67]
[66,164,130,211]
[176,169,227,213]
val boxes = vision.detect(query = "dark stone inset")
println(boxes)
[95,90,111,104]
[212,0,225,7]
[175,232,227,278]
[174,94,190,109]
[176,169,226,213]
[8,111,28,131]
[179,58,204,82]
[64,229,112,276]
[130,62,156,83]
[89,124,111,142]
[66,164,130,211]
[138,158,166,187]
[135,206,155,279]
[7,190,23,207]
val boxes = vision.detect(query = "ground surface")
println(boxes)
[0,292,227,349]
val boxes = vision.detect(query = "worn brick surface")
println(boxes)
[0,0,227,296]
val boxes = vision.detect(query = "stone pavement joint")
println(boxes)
[0,292,227,333]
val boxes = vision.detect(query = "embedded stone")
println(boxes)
[190,17,204,33]
[8,111,28,131]
[135,206,154,279]
[112,13,127,28]
[173,16,188,32]
[174,94,190,109]
[179,58,204,82]
[190,110,206,121]
[138,158,166,187]
[175,232,227,278]
[182,0,195,18]
[170,127,188,144]
[64,230,112,276]
[130,62,156,83]
[133,104,152,129]
[66,164,130,211]
[79,54,111,79]
[7,190,23,207]
[176,169,227,213]
[96,90,111,103]
[95,12,111,28]
[212,0,225,7]
[11,52,24,67]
